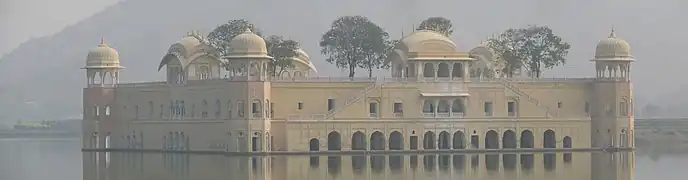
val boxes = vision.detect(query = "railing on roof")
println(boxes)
[382,77,595,83]
[272,76,376,82]
[114,76,598,88]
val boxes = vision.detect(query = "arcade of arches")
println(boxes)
[307,129,572,151]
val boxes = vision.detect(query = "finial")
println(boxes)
[609,26,617,38]
[100,37,105,44]
[401,28,405,37]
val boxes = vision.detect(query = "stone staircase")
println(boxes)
[497,78,555,117]
[324,82,379,119]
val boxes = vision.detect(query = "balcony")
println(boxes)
[451,112,465,117]
[393,112,404,117]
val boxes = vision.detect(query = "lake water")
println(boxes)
[0,138,687,180]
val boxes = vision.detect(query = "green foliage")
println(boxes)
[520,25,571,78]
[486,28,526,77]
[206,19,262,56]
[265,35,300,76]
[207,19,299,77]
[418,17,453,37]
[319,16,392,78]
[486,25,570,78]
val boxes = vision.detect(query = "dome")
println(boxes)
[399,30,457,53]
[178,35,202,53]
[594,29,633,59]
[225,28,270,59]
[290,48,317,72]
[85,38,121,68]
[295,49,310,62]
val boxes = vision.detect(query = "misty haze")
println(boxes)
[1,0,688,180]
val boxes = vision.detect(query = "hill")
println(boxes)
[1,0,686,120]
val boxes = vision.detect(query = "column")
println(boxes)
[433,62,438,81]
[448,62,454,81]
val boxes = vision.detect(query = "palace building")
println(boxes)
[81,28,635,153]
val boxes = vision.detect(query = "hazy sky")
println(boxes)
[0,0,121,56]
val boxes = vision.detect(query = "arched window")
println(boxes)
[148,101,154,117]
[252,99,262,117]
[202,100,208,118]
[237,100,245,117]
[180,100,186,117]
[215,100,222,118]
[135,105,140,119]
[227,100,232,119]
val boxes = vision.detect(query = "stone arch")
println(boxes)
[202,100,208,117]
[437,63,450,77]
[485,130,499,149]
[452,131,466,149]
[388,131,404,150]
[544,129,557,172]
[148,101,154,117]
[438,131,451,149]
[563,136,572,148]
[452,63,464,78]
[437,100,450,114]
[370,131,386,150]
[351,131,366,150]
[252,132,262,152]
[563,136,572,163]
[423,63,434,77]
[620,128,628,147]
[180,132,186,150]
[423,100,434,114]
[502,130,517,148]
[327,131,342,150]
[215,100,221,117]
[251,99,262,117]
[451,99,465,114]
[543,129,556,148]
[520,130,534,148]
[423,131,437,149]
[309,138,320,151]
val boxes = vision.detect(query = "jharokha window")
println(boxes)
[237,101,245,117]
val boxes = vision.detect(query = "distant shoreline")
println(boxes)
[0,130,80,139]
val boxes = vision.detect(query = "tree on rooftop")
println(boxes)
[207,19,299,76]
[486,28,526,77]
[207,19,262,56]
[358,22,394,77]
[519,25,570,78]
[320,16,391,78]
[487,25,570,78]
[418,17,453,37]
[265,35,299,76]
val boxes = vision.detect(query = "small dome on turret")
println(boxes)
[225,28,270,59]
[594,29,633,60]
[85,38,122,68]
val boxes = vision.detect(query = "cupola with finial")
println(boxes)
[594,28,634,61]
[85,38,123,69]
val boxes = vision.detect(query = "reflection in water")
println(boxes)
[423,155,435,172]
[370,156,385,173]
[327,156,341,175]
[83,152,635,180]
[389,155,403,172]
[352,155,366,174]
[544,153,556,171]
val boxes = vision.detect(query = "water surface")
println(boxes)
[1,139,687,180]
